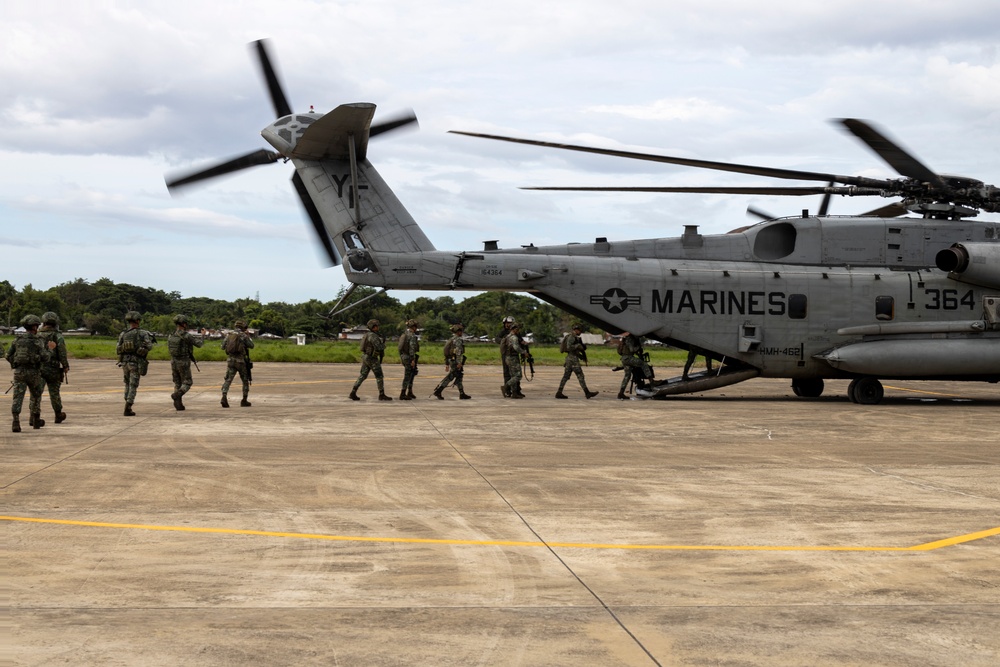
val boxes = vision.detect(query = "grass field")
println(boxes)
[1,336,689,368]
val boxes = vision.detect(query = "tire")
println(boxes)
[853,377,884,405]
[791,378,824,398]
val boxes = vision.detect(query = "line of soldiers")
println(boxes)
[4,313,67,432]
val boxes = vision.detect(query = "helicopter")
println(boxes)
[167,40,1000,405]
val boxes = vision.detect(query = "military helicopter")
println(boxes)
[167,40,1000,404]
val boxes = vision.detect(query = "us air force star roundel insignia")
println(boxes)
[590,288,641,314]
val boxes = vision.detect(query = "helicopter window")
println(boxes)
[753,222,797,260]
[788,294,807,319]
[342,231,366,251]
[875,296,895,321]
[296,115,316,125]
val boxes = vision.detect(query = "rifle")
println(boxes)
[523,352,535,381]
[245,352,253,384]
[4,380,13,395]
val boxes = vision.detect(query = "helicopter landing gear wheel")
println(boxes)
[849,377,884,405]
[791,378,824,398]
[847,379,860,403]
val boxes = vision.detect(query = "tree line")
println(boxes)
[0,278,582,341]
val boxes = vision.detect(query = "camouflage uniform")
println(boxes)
[556,327,598,399]
[221,321,254,407]
[398,320,420,400]
[350,319,390,400]
[618,334,653,399]
[497,317,514,396]
[38,312,69,422]
[6,315,51,431]
[168,315,204,410]
[503,326,526,398]
[434,324,470,399]
[116,312,155,416]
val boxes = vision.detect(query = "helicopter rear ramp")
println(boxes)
[635,365,760,398]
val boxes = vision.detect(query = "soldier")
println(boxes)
[682,346,714,381]
[116,311,155,416]
[617,332,653,400]
[503,322,527,399]
[497,315,515,397]
[398,318,420,400]
[38,311,69,423]
[5,314,53,432]
[221,319,254,408]
[555,323,599,399]
[433,323,471,399]
[167,314,204,410]
[349,319,391,401]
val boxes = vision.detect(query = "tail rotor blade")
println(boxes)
[370,110,419,138]
[252,39,293,118]
[166,149,281,191]
[292,172,341,266]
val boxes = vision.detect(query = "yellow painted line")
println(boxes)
[883,385,964,398]
[3,516,998,552]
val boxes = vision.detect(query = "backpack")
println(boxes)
[443,337,456,359]
[617,337,627,355]
[397,332,410,355]
[560,335,570,354]
[499,334,510,358]
[360,333,375,356]
[12,337,41,367]
[167,332,185,357]
[223,332,246,356]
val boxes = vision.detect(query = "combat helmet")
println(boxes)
[405,319,418,329]
[234,319,247,330]
[450,323,464,333]
[367,319,380,329]
[124,311,141,323]
[503,316,515,325]
[20,314,42,327]
[173,314,189,325]
[42,311,59,326]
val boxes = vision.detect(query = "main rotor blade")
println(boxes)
[521,185,844,195]
[450,130,889,188]
[252,39,293,119]
[746,205,775,221]
[165,148,281,191]
[370,110,419,138]
[859,201,909,218]
[838,119,947,190]
[292,172,341,266]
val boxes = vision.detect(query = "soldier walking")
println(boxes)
[221,320,254,408]
[617,332,653,400]
[433,323,471,399]
[555,324,599,399]
[116,311,155,416]
[349,319,391,401]
[502,322,527,399]
[6,314,53,432]
[497,315,515,397]
[398,318,420,400]
[38,311,70,423]
[168,314,204,410]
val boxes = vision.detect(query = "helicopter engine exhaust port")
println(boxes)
[936,242,1000,290]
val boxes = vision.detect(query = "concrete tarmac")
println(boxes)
[4,359,999,666]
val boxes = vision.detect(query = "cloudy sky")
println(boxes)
[2,0,998,304]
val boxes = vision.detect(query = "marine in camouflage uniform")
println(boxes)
[433,323,470,400]
[38,311,70,423]
[167,314,204,411]
[497,316,515,397]
[398,319,420,400]
[617,332,653,400]
[555,324,599,399]
[6,315,52,432]
[221,320,254,408]
[116,311,155,416]
[502,322,526,399]
[349,319,391,401]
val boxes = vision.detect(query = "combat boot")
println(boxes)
[240,398,252,407]
[459,393,472,400]
[407,389,416,400]
[12,416,21,433]
[349,390,360,401]
[378,392,392,401]
[585,390,599,399]
[221,395,229,408]
[617,391,627,400]
[554,391,568,399]
[171,392,184,411]
[124,403,136,416]
[55,411,67,423]
[32,413,44,429]
[501,384,510,398]
[28,413,36,427]
[399,390,409,400]
[433,387,444,400]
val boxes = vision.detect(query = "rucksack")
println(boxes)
[443,337,456,359]
[617,337,627,355]
[360,333,375,356]
[12,337,41,367]
[223,333,246,356]
[397,332,410,355]
[499,335,510,357]
[167,332,186,357]
[560,335,570,354]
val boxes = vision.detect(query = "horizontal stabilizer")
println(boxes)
[290,103,377,161]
